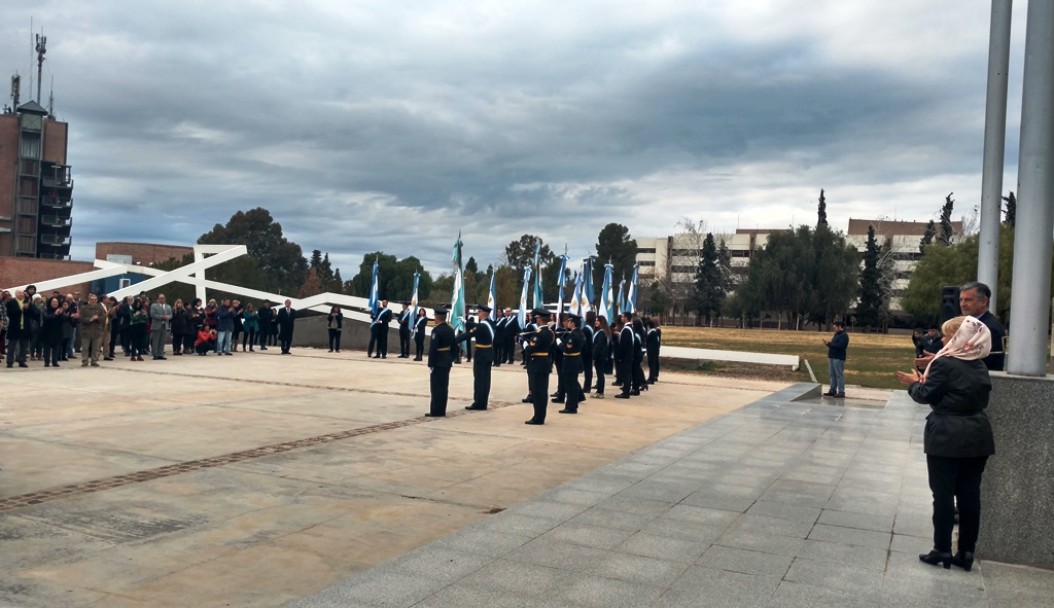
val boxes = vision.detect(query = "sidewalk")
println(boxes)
[286,386,1054,608]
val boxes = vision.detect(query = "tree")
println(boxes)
[1002,191,1016,228]
[856,225,886,328]
[504,235,554,269]
[594,223,637,290]
[919,219,936,253]
[694,233,726,326]
[817,189,828,228]
[348,253,432,302]
[198,208,308,295]
[297,267,325,298]
[938,193,955,246]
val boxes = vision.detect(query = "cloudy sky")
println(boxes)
[3,1,1030,278]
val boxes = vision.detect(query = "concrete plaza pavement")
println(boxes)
[0,347,783,607]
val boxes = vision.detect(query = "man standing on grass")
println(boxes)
[823,320,849,398]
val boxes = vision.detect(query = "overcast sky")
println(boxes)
[3,1,1030,278]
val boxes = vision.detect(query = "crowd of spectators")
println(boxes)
[1,285,288,367]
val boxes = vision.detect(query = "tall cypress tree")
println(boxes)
[856,225,885,327]
[937,193,955,246]
[694,233,726,326]
[817,189,828,228]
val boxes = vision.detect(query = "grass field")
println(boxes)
[661,326,915,390]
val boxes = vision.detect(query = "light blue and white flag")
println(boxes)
[487,271,497,321]
[450,233,466,337]
[580,257,594,315]
[368,257,380,324]
[518,266,532,327]
[555,253,569,317]
[627,264,639,313]
[601,261,615,320]
[409,271,420,336]
[532,241,543,308]
[569,271,583,316]
[616,277,626,316]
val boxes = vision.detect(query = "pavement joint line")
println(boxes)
[0,395,524,514]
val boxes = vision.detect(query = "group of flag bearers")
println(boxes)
[424,304,661,425]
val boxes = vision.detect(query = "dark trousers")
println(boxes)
[415,336,425,359]
[927,455,988,553]
[120,327,130,354]
[582,352,593,390]
[647,347,659,382]
[429,366,451,416]
[618,360,632,396]
[131,325,148,356]
[378,326,389,356]
[368,326,379,356]
[632,356,646,392]
[399,330,410,357]
[243,329,256,350]
[43,342,62,366]
[6,337,28,365]
[593,360,606,395]
[472,348,493,408]
[280,337,292,354]
[560,364,583,412]
[493,340,503,366]
[528,367,550,423]
[328,329,341,351]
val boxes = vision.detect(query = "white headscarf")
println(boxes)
[921,315,992,382]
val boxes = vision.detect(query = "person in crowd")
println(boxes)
[645,317,662,384]
[456,304,495,411]
[40,296,67,368]
[194,324,217,356]
[957,281,1006,371]
[413,307,428,361]
[581,311,595,393]
[631,316,647,394]
[204,299,219,331]
[215,298,235,355]
[524,308,554,424]
[372,299,392,358]
[129,297,149,361]
[268,302,280,347]
[912,328,926,358]
[79,293,106,367]
[397,302,412,358]
[28,293,44,361]
[117,295,133,356]
[896,316,995,572]
[492,308,506,366]
[170,299,188,355]
[327,306,343,352]
[0,290,9,357]
[921,326,943,356]
[592,315,610,398]
[61,295,77,361]
[277,299,296,354]
[5,290,33,368]
[823,320,849,398]
[257,300,273,351]
[230,299,244,351]
[149,293,173,360]
[503,307,520,365]
[185,298,203,354]
[241,303,259,352]
[426,307,455,417]
[105,296,120,360]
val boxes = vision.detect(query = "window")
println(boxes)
[636,248,657,254]
[16,197,38,215]
[20,133,41,159]
[638,261,655,267]
[119,278,132,289]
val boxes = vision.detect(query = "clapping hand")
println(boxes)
[895,369,922,386]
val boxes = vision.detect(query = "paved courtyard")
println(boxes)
[0,348,782,607]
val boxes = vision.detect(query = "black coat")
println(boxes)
[277,307,296,340]
[592,330,609,363]
[908,356,996,458]
[5,298,35,339]
[428,322,456,368]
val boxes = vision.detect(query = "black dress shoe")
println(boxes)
[823,391,836,396]
[465,405,486,410]
[614,394,630,399]
[951,551,974,572]
[424,413,445,417]
[630,390,641,396]
[551,398,565,404]
[524,420,544,425]
[558,409,577,414]
[521,396,533,403]
[919,550,952,569]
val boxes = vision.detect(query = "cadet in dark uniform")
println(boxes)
[581,311,595,393]
[645,317,661,384]
[558,313,585,414]
[426,308,456,417]
[524,308,554,425]
[458,304,496,410]
[397,302,412,358]
[413,308,428,361]
[614,313,635,399]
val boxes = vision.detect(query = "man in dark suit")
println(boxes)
[277,299,296,355]
[557,313,585,414]
[375,299,393,358]
[5,290,33,368]
[397,302,412,358]
[958,281,1005,371]
[503,308,520,365]
[614,313,635,399]
[426,307,456,417]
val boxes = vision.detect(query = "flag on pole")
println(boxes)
[487,271,497,321]
[580,257,594,314]
[368,257,380,324]
[555,252,569,317]
[601,261,614,320]
[532,241,543,308]
[616,277,626,316]
[518,266,532,327]
[569,271,583,316]
[450,233,466,338]
[627,263,639,313]
[409,270,421,337]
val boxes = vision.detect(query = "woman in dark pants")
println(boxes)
[327,306,343,352]
[645,317,661,384]
[413,308,428,361]
[129,297,149,361]
[40,296,67,367]
[591,315,610,398]
[897,315,995,572]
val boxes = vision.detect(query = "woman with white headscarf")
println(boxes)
[896,315,996,572]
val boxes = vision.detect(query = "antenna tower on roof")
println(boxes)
[35,31,47,102]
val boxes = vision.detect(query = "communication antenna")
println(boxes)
[35,32,47,102]
[48,76,54,115]
[10,73,19,109]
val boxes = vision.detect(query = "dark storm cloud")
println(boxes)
[1,1,1027,277]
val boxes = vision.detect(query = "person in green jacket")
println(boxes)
[241,303,260,352]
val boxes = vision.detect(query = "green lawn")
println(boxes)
[661,326,915,390]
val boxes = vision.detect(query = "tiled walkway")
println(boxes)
[286,385,1054,608]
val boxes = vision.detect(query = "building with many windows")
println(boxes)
[0,99,74,259]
